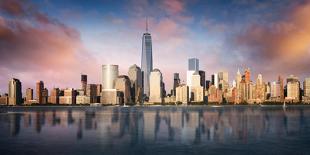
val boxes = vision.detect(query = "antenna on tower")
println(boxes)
[146,17,148,32]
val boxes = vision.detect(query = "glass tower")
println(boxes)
[141,23,153,97]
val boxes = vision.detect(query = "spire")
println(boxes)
[146,17,148,32]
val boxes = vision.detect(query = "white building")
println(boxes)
[176,84,189,104]
[102,64,119,90]
[149,69,163,103]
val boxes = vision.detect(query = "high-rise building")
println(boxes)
[25,88,33,104]
[59,88,76,104]
[81,74,87,93]
[128,64,143,104]
[255,74,265,103]
[191,72,204,102]
[304,78,310,97]
[115,75,132,104]
[141,21,153,97]
[286,75,300,102]
[278,76,284,102]
[36,81,44,104]
[149,69,163,103]
[8,78,22,105]
[218,71,228,90]
[303,77,310,103]
[199,70,206,89]
[49,88,60,104]
[176,84,189,104]
[245,68,251,83]
[102,65,119,90]
[42,88,48,104]
[188,58,199,71]
[187,58,199,99]
[86,84,98,103]
[173,73,181,96]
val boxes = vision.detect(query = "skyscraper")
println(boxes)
[25,88,33,104]
[115,75,132,104]
[187,58,199,98]
[149,69,163,103]
[36,81,44,104]
[8,78,22,105]
[81,74,87,93]
[141,20,153,97]
[304,78,310,97]
[286,75,300,102]
[245,68,251,83]
[102,65,119,90]
[173,73,180,96]
[128,64,143,103]
[199,70,206,89]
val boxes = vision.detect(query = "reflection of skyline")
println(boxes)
[1,107,309,144]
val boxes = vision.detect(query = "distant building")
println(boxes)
[173,73,181,96]
[76,96,90,104]
[191,72,204,102]
[102,65,119,90]
[286,75,300,102]
[49,88,60,104]
[81,74,87,94]
[199,70,206,89]
[8,78,22,106]
[187,58,199,99]
[128,64,143,104]
[244,68,251,83]
[59,88,76,104]
[0,94,9,105]
[86,84,98,103]
[176,84,189,104]
[36,81,44,104]
[303,77,310,103]
[149,69,163,103]
[25,88,33,104]
[42,88,48,104]
[218,71,229,91]
[115,75,131,104]
[101,89,121,105]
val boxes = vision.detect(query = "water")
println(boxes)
[0,105,310,155]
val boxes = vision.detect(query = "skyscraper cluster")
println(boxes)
[1,21,310,106]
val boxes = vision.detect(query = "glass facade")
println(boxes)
[141,33,153,97]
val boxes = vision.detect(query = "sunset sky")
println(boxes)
[0,0,310,93]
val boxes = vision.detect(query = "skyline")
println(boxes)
[1,0,310,93]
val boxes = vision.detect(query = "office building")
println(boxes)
[102,65,119,90]
[25,88,33,104]
[81,74,87,93]
[49,88,60,104]
[176,84,189,104]
[59,88,76,104]
[173,73,181,96]
[115,75,132,104]
[149,69,163,103]
[286,75,300,102]
[8,78,22,105]
[128,64,143,103]
[199,70,206,89]
[141,21,153,97]
[36,81,44,104]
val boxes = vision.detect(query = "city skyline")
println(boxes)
[1,0,310,93]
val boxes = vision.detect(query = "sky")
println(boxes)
[0,0,310,94]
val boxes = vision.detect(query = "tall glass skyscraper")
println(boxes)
[141,22,153,97]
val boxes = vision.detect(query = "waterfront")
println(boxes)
[0,105,310,155]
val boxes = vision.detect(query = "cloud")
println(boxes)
[0,0,98,92]
[233,0,310,80]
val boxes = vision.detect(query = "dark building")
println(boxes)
[173,73,180,96]
[81,74,87,94]
[199,70,206,89]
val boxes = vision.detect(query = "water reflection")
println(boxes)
[1,106,310,144]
